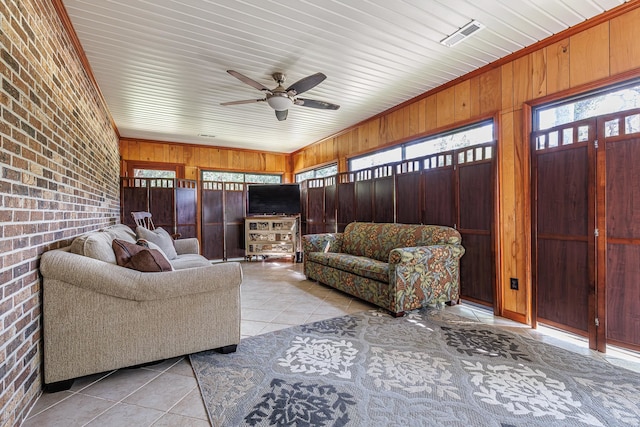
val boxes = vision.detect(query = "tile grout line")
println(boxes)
[78,357,185,427]
[24,370,117,420]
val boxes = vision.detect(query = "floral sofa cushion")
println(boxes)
[341,222,462,261]
[306,251,389,282]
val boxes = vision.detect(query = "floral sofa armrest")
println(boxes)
[302,233,343,254]
[388,245,466,313]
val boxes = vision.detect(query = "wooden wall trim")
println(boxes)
[119,137,290,156]
[119,138,292,176]
[51,0,119,137]
[291,0,640,156]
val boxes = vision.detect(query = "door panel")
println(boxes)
[423,168,455,227]
[604,130,640,350]
[396,171,421,224]
[532,118,597,347]
[534,135,592,336]
[176,180,197,238]
[537,239,590,333]
[201,184,224,260]
[121,180,148,229]
[459,162,492,230]
[306,186,325,234]
[459,233,494,304]
[324,181,337,233]
[458,145,495,306]
[537,149,589,237]
[355,180,373,222]
[224,186,245,259]
[373,176,394,223]
[337,180,355,232]
[606,244,640,347]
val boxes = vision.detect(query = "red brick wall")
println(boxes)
[0,1,120,425]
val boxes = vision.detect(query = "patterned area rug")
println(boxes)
[190,308,640,426]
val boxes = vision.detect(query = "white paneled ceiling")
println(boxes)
[61,0,628,153]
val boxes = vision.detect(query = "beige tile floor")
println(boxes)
[23,259,640,426]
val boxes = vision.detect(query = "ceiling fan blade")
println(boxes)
[275,110,288,121]
[220,99,265,106]
[295,98,340,110]
[227,70,271,92]
[286,72,326,95]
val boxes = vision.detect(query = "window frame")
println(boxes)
[295,163,338,182]
[348,120,495,172]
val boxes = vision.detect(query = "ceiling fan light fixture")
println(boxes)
[266,94,293,111]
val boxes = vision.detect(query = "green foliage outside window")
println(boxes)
[134,169,176,178]
[201,171,281,183]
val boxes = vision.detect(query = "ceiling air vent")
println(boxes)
[440,20,484,47]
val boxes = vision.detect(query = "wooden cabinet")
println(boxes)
[245,216,298,261]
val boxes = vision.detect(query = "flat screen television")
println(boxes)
[247,184,301,216]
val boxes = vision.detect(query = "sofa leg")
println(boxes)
[393,311,405,318]
[215,344,237,354]
[44,379,74,393]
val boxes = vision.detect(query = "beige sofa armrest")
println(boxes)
[40,248,242,301]
[173,237,200,255]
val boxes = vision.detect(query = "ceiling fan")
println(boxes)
[221,70,340,121]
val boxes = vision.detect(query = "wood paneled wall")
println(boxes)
[291,4,640,324]
[119,138,292,181]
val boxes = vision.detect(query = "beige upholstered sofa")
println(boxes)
[39,224,243,390]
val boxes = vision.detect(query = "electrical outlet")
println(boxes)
[510,278,519,290]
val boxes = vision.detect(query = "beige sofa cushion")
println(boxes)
[136,226,178,260]
[70,231,118,264]
[69,224,138,264]
[103,224,137,241]
[170,253,212,270]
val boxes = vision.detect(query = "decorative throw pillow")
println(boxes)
[135,227,178,260]
[112,239,173,272]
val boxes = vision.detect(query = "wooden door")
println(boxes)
[457,143,496,306]
[305,179,325,235]
[373,166,395,223]
[324,177,337,233]
[201,182,224,260]
[149,179,175,232]
[422,152,455,227]
[299,180,308,235]
[532,119,596,341]
[600,109,640,352]
[121,178,149,229]
[355,172,373,222]
[336,174,355,232]
[395,161,422,224]
[224,183,245,259]
[176,180,197,238]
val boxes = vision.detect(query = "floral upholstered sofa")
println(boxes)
[302,222,465,316]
